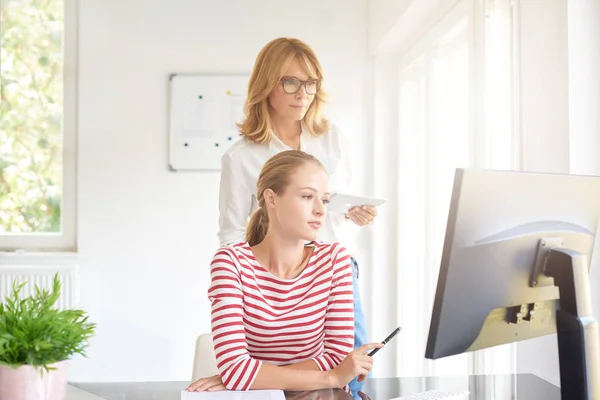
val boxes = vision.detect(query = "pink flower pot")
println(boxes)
[0,360,68,400]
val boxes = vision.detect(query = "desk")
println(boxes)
[69,382,350,400]
[360,374,560,399]
[69,374,560,400]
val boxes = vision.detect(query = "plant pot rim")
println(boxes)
[0,360,69,369]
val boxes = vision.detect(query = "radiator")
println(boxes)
[0,263,79,310]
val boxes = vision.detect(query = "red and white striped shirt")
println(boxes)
[208,241,354,391]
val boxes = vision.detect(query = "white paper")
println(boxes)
[181,389,286,400]
[183,97,218,137]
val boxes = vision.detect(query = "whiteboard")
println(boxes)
[168,74,249,171]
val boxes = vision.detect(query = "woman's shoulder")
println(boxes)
[312,241,350,260]
[309,122,347,153]
[223,136,266,159]
[220,137,271,176]
[327,123,343,137]
[211,243,252,266]
[310,121,343,139]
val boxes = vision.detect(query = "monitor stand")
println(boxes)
[536,244,600,399]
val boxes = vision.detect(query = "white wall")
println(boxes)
[517,0,570,175]
[568,0,600,177]
[70,0,368,382]
[368,0,413,53]
[368,0,460,55]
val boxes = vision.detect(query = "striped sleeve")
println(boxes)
[208,249,262,390]
[313,244,355,372]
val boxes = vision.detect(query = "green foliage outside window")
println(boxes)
[0,0,64,234]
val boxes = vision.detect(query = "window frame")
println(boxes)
[1,0,78,252]
[394,0,519,378]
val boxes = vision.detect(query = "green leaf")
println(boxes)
[37,138,50,149]
[0,273,96,369]
[38,56,50,66]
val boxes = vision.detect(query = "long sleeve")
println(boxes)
[218,151,253,246]
[312,243,354,371]
[208,249,262,390]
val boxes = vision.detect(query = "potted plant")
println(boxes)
[0,274,96,400]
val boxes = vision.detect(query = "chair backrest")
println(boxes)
[191,333,219,381]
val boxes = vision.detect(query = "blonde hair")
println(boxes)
[238,38,330,144]
[246,150,326,246]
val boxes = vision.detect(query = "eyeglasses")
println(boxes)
[281,76,321,95]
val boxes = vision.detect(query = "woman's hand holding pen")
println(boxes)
[329,342,384,387]
[345,205,378,226]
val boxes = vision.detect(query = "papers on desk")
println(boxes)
[181,389,285,400]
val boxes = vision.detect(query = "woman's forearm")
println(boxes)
[250,362,337,391]
[281,359,321,371]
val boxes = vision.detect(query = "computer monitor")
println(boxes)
[425,168,600,399]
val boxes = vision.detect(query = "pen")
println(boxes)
[368,326,402,356]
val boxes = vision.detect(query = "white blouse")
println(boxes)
[217,124,356,250]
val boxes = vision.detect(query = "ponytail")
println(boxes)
[246,206,269,246]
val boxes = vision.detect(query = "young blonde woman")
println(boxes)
[217,37,378,395]
[188,151,382,393]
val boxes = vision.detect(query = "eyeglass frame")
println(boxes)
[280,76,321,95]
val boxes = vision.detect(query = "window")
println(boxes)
[0,0,76,251]
[395,0,518,377]
[396,7,471,377]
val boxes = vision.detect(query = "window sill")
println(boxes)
[0,251,79,266]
